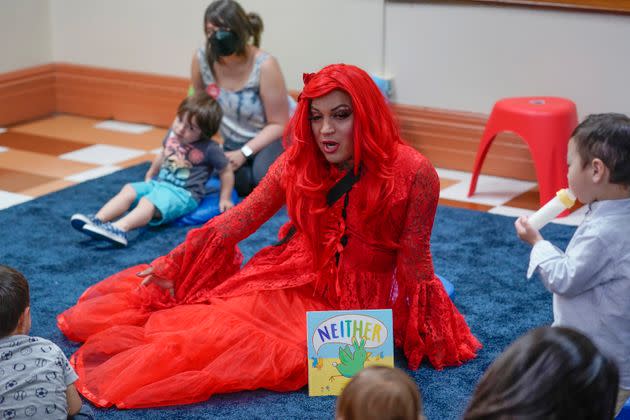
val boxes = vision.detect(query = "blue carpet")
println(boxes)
[0,163,576,419]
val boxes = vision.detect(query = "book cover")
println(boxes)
[306,309,394,396]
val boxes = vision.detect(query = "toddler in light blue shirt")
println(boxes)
[515,113,630,414]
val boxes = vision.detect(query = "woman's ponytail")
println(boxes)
[247,12,263,47]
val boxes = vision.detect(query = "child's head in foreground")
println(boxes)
[0,264,31,339]
[464,326,619,420]
[336,365,424,420]
[172,91,223,144]
[568,113,630,204]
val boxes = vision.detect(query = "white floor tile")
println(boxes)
[64,165,121,182]
[0,191,32,210]
[95,120,153,134]
[60,144,146,165]
[488,206,535,219]
[435,168,470,181]
[0,146,8,153]
[440,173,537,207]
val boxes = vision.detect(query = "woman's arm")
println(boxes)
[394,157,480,369]
[396,159,440,287]
[243,56,289,154]
[147,154,287,300]
[191,50,205,92]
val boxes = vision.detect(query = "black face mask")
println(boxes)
[209,30,238,57]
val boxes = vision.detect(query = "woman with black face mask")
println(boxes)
[191,0,293,197]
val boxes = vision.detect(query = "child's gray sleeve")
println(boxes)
[527,240,562,279]
[528,231,612,297]
[55,346,79,386]
[206,142,229,172]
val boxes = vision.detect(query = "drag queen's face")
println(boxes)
[310,90,354,167]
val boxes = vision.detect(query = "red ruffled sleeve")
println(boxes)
[151,155,287,303]
[393,157,481,370]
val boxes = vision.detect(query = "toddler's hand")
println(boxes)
[219,199,234,213]
[137,266,174,297]
[515,216,543,246]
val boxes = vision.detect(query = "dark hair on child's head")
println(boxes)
[0,265,30,338]
[464,326,619,420]
[203,0,263,67]
[177,91,223,140]
[571,113,630,186]
[336,366,423,420]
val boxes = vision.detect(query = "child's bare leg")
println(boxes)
[96,184,137,222]
[112,197,156,232]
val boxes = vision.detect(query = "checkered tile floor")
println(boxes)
[0,114,584,226]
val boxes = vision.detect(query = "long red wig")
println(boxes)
[282,64,403,262]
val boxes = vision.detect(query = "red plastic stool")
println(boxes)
[468,97,578,210]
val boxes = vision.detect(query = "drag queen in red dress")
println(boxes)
[58,64,481,408]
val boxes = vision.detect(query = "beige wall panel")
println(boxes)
[385,2,630,116]
[48,0,384,91]
[0,0,53,73]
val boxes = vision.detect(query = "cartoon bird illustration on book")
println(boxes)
[329,337,371,381]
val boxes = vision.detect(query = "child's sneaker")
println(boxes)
[70,213,102,232]
[83,222,128,247]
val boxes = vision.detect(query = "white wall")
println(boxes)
[0,0,52,73]
[248,0,384,90]
[2,0,628,117]
[48,0,202,77]
[385,2,630,116]
[48,0,384,90]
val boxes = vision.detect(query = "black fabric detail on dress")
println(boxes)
[273,169,360,247]
[335,189,352,265]
[326,169,360,206]
[273,225,297,247]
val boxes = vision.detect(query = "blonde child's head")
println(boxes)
[0,265,31,339]
[568,113,630,203]
[336,366,423,420]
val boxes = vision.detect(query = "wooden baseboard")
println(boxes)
[55,63,188,127]
[0,64,56,127]
[0,63,187,128]
[0,63,536,180]
[392,103,536,180]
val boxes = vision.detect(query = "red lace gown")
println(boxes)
[57,144,481,408]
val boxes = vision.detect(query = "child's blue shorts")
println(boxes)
[130,180,198,226]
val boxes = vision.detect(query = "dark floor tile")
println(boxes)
[503,188,540,210]
[0,131,87,155]
[0,168,57,192]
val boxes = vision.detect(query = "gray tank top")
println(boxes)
[197,47,269,150]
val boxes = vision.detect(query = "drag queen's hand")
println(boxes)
[138,266,175,297]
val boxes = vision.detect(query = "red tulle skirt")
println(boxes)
[58,148,484,408]
[58,266,331,408]
[59,245,481,408]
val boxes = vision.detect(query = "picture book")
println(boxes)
[306,309,394,396]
